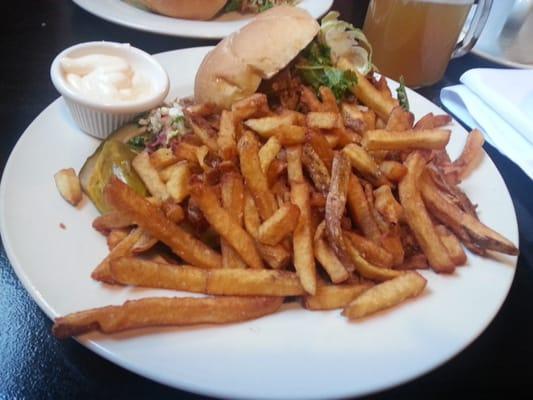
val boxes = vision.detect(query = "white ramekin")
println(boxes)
[50,41,169,139]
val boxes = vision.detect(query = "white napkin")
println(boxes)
[440,68,533,179]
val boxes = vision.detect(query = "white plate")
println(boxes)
[471,46,533,69]
[71,0,334,39]
[0,47,518,399]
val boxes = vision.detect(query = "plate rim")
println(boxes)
[0,46,519,400]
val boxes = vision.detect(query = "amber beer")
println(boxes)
[363,0,474,87]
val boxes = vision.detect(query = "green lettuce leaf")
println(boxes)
[396,76,410,111]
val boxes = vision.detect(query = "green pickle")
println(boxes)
[80,125,148,213]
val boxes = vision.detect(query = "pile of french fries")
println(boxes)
[53,75,518,339]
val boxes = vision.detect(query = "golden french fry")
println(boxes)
[165,162,190,203]
[220,172,247,269]
[347,174,382,243]
[344,231,394,268]
[216,110,237,161]
[106,229,129,251]
[398,152,455,272]
[132,152,169,201]
[433,114,452,128]
[259,136,282,173]
[306,112,340,130]
[53,296,283,338]
[363,129,451,151]
[105,178,222,269]
[91,227,145,283]
[173,141,202,164]
[374,185,403,225]
[325,153,358,272]
[92,211,133,234]
[319,86,339,112]
[379,160,407,182]
[188,117,219,152]
[304,283,371,310]
[54,168,83,206]
[414,112,435,130]
[286,145,304,183]
[244,114,294,135]
[238,131,277,221]
[345,67,396,120]
[341,102,366,133]
[344,236,403,281]
[257,203,300,246]
[300,85,324,112]
[231,93,270,121]
[419,172,518,255]
[451,129,485,180]
[342,143,388,186]
[396,253,429,270]
[150,148,178,170]
[435,225,467,266]
[343,272,426,319]
[313,222,349,283]
[302,143,330,193]
[386,106,414,131]
[270,125,306,146]
[191,182,263,269]
[324,133,340,148]
[161,201,185,224]
[306,128,334,171]
[131,230,158,253]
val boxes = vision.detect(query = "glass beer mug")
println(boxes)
[363,0,493,87]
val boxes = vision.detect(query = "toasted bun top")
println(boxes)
[194,5,320,109]
[142,0,227,20]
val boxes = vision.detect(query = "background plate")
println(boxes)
[71,0,334,39]
[0,47,518,399]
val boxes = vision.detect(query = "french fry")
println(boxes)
[419,172,518,255]
[451,129,485,180]
[344,67,396,120]
[173,141,202,164]
[341,102,366,133]
[231,93,270,121]
[396,253,429,270]
[106,229,129,251]
[342,143,388,186]
[344,231,394,268]
[188,117,219,152]
[306,112,340,130]
[105,179,222,269]
[386,106,414,131]
[161,201,185,224]
[319,86,339,112]
[435,225,467,266]
[343,237,403,281]
[54,168,83,206]
[92,211,133,234]
[379,160,407,182]
[91,227,144,283]
[286,145,304,183]
[363,129,451,151]
[347,174,382,243]
[398,152,455,272]
[414,112,435,130]
[238,131,278,220]
[110,257,304,296]
[217,110,237,161]
[184,102,218,117]
[244,114,294,135]
[131,230,158,253]
[300,85,324,112]
[380,229,405,266]
[342,272,426,319]
[374,185,403,225]
[360,106,377,131]
[325,153,357,272]
[302,143,330,193]
[266,159,287,188]
[165,162,190,203]
[291,180,316,294]
[304,283,371,310]
[243,190,291,270]
[324,133,339,148]
[306,128,334,171]
[191,182,263,269]
[313,222,349,283]
[259,136,282,173]
[150,148,178,170]
[132,152,169,201]
[433,114,452,128]
[220,172,247,269]
[257,203,300,246]
[53,296,283,338]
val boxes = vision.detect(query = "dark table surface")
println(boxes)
[1,1,532,399]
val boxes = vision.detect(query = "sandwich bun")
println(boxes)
[141,0,227,20]
[194,5,320,109]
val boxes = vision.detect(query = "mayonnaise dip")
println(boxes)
[60,53,153,104]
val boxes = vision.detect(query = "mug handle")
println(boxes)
[452,0,493,58]
[499,0,533,46]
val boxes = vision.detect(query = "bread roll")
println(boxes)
[194,5,320,109]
